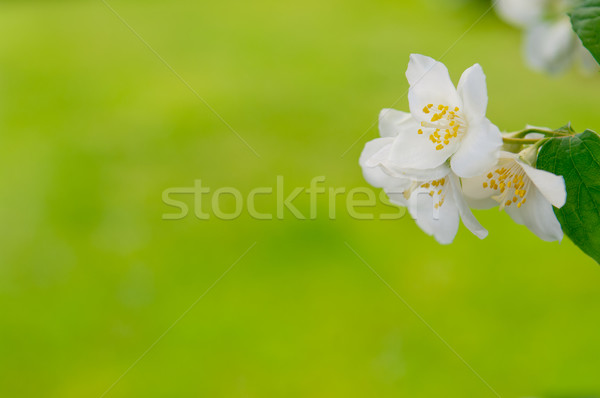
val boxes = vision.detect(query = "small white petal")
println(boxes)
[457,63,488,122]
[505,187,563,242]
[360,138,411,189]
[449,174,488,239]
[450,118,502,178]
[362,137,394,168]
[378,108,414,138]
[519,161,567,208]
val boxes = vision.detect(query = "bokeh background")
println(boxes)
[1,0,599,397]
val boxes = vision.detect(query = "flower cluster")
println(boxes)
[360,54,567,244]
[494,0,598,74]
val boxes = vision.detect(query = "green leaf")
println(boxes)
[569,0,600,65]
[537,130,600,264]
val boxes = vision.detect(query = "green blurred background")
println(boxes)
[1,0,599,397]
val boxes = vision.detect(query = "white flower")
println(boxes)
[461,151,567,242]
[495,0,599,74]
[360,132,488,245]
[382,55,502,179]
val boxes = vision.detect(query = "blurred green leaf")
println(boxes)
[569,0,600,64]
[537,130,600,264]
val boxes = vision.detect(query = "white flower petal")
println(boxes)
[519,161,566,208]
[407,182,459,245]
[449,174,488,239]
[457,63,488,122]
[499,150,518,159]
[460,173,494,200]
[364,130,451,182]
[385,164,451,181]
[362,137,394,168]
[378,108,414,138]
[450,118,502,178]
[385,185,411,208]
[405,54,437,85]
[503,202,525,225]
[460,174,499,209]
[388,126,459,171]
[360,138,411,189]
[430,196,461,245]
[525,18,577,74]
[406,54,461,122]
[467,196,499,210]
[505,187,563,242]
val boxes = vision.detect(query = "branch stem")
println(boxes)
[502,137,541,144]
[505,128,570,138]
